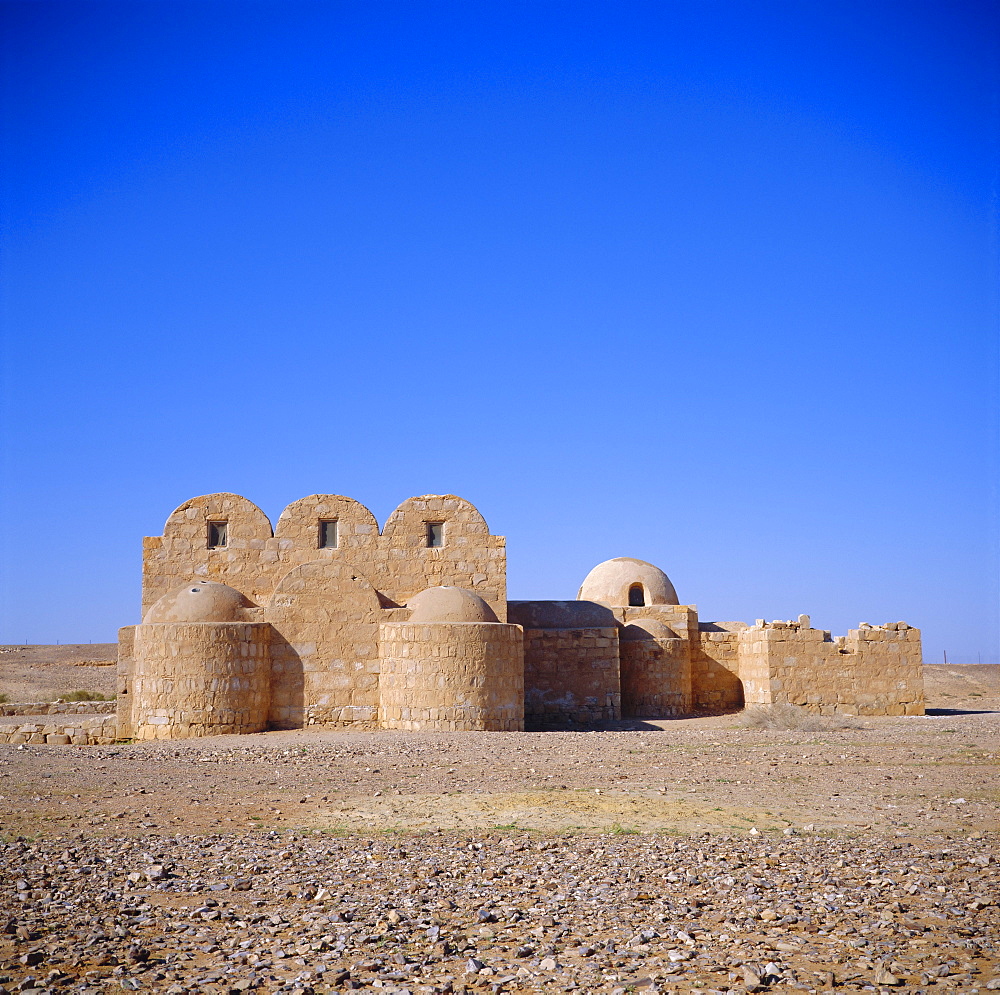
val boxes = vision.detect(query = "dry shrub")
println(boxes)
[57,690,112,702]
[737,703,862,731]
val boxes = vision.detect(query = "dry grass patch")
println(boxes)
[56,690,113,702]
[736,703,863,731]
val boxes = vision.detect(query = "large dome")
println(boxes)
[406,586,499,623]
[577,557,679,608]
[143,581,253,623]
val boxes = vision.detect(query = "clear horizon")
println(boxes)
[1,1,997,665]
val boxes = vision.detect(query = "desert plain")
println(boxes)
[1,648,997,995]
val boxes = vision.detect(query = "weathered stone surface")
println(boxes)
[112,492,926,742]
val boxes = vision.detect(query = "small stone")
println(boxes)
[874,967,901,986]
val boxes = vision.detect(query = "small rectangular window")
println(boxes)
[207,521,228,548]
[319,519,339,549]
[426,521,444,547]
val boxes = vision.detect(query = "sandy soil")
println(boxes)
[0,644,117,702]
[1,654,998,993]
[0,705,996,839]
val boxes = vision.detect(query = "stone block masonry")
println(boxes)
[130,622,271,740]
[523,627,622,727]
[99,493,926,742]
[0,715,117,745]
[0,701,116,716]
[738,619,924,715]
[378,622,523,731]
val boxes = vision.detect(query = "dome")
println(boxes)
[144,581,253,624]
[577,557,679,608]
[406,586,499,623]
[621,618,679,641]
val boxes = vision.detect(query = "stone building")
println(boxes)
[117,492,924,739]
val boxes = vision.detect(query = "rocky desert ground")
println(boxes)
[1,650,997,995]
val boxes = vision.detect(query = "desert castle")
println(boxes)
[117,492,924,739]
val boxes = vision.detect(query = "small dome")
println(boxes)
[621,618,678,641]
[144,581,253,623]
[577,557,679,607]
[406,586,499,623]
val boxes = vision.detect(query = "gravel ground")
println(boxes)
[1,825,997,995]
[2,701,999,995]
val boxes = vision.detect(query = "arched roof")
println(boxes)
[381,495,490,544]
[273,494,379,548]
[161,493,273,541]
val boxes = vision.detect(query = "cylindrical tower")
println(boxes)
[131,622,271,739]
[129,582,271,739]
[378,587,523,731]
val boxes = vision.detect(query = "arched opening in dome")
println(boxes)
[628,584,645,607]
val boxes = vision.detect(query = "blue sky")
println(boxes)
[1,0,997,664]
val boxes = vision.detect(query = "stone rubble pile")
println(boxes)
[1,831,997,995]
[0,717,117,746]
[0,704,116,718]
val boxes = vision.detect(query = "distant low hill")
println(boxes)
[921,663,1000,709]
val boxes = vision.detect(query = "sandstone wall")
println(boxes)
[605,606,698,716]
[523,627,621,727]
[693,623,746,712]
[264,560,382,729]
[0,701,116,716]
[737,621,925,715]
[141,493,507,622]
[130,622,271,739]
[372,496,507,619]
[116,625,136,739]
[619,634,691,717]
[378,622,523,731]
[142,494,276,615]
[0,715,117,745]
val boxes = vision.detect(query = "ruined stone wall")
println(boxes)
[619,631,691,717]
[141,493,507,622]
[0,701,116,716]
[737,621,924,715]
[378,622,523,731]
[130,622,271,739]
[523,627,621,727]
[692,623,746,712]
[0,715,117,745]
